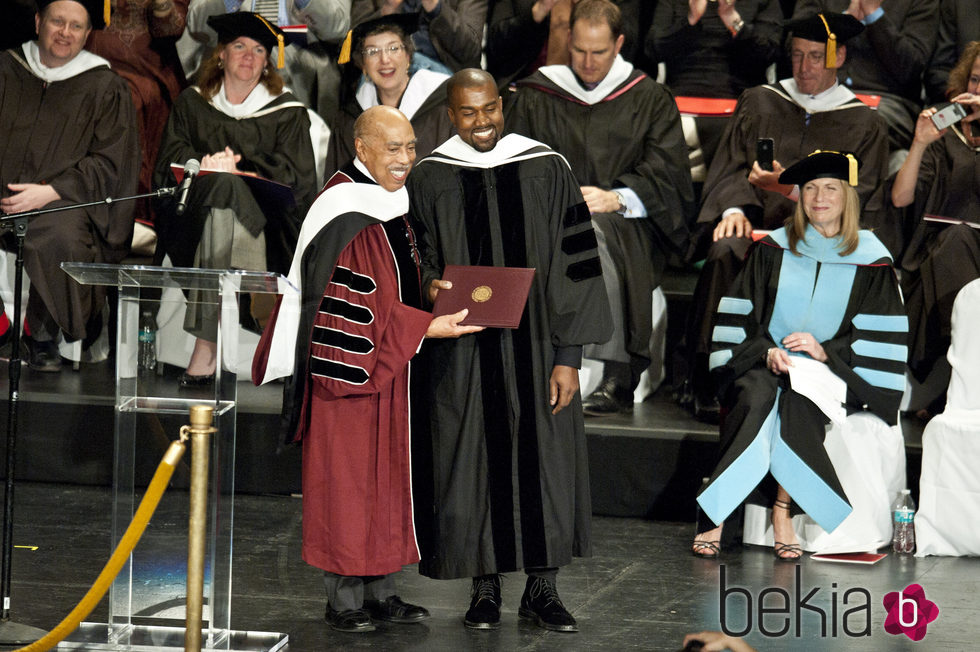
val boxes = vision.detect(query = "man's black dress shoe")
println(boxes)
[464,574,501,630]
[363,595,429,623]
[582,377,633,415]
[178,371,215,387]
[518,576,578,632]
[693,394,720,425]
[24,336,61,372]
[325,605,375,633]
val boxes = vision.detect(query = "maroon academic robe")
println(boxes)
[300,217,431,576]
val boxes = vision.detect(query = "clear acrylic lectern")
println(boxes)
[57,263,295,651]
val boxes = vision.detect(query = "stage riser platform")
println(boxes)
[0,389,922,520]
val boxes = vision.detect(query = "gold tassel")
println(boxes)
[253,15,285,68]
[818,14,836,68]
[338,30,352,64]
[847,154,858,186]
[104,0,111,27]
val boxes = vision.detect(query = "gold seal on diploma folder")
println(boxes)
[432,265,535,328]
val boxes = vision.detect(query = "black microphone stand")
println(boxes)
[0,187,174,644]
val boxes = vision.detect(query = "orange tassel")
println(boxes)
[338,30,352,64]
[818,14,836,68]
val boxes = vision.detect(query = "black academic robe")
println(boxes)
[0,48,139,339]
[790,0,938,109]
[895,129,980,380]
[698,227,907,532]
[324,76,455,177]
[698,84,888,232]
[407,135,613,579]
[507,66,695,362]
[686,83,890,393]
[152,88,317,277]
[508,68,696,253]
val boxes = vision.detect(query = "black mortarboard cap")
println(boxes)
[207,12,286,68]
[786,13,864,67]
[338,13,418,64]
[779,150,860,187]
[36,0,110,29]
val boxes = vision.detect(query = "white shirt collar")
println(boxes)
[536,55,634,105]
[778,78,857,113]
[20,41,109,83]
[355,69,449,120]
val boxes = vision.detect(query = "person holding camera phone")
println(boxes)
[681,12,889,423]
[891,41,980,394]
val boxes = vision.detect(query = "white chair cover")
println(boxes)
[743,412,906,554]
[154,255,260,377]
[0,250,108,363]
[916,278,980,556]
[580,286,667,401]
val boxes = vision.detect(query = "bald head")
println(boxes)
[354,106,417,192]
[446,68,504,152]
[447,68,497,108]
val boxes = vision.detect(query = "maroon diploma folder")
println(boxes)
[431,265,535,328]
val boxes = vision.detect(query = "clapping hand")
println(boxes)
[201,146,241,172]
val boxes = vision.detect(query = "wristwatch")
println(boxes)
[729,17,745,36]
[613,191,627,215]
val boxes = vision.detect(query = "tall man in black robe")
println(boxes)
[407,69,612,632]
[683,13,888,420]
[506,0,696,415]
[0,0,139,371]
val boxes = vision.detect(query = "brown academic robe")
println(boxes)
[0,49,139,340]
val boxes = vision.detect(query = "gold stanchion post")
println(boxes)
[182,405,216,652]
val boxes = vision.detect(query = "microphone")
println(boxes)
[174,158,201,216]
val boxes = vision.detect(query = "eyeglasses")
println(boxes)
[362,44,407,59]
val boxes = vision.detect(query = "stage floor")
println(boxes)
[8,481,975,651]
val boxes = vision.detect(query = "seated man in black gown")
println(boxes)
[0,0,139,371]
[507,0,696,414]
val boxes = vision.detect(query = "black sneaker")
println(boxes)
[324,605,375,633]
[518,576,578,632]
[363,595,429,623]
[463,574,501,630]
[24,335,61,372]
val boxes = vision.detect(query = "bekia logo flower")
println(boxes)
[882,583,939,641]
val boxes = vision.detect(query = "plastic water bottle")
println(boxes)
[138,310,157,374]
[891,489,916,555]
